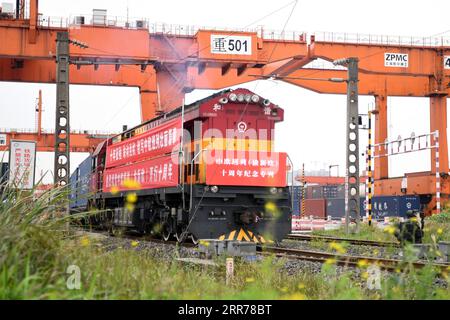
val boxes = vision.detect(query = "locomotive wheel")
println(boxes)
[175,231,184,243]
[190,234,199,245]
[162,223,171,241]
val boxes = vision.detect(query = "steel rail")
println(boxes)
[286,233,400,248]
[261,246,449,272]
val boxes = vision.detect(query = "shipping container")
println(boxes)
[325,197,365,219]
[291,186,301,215]
[325,195,422,220]
[0,162,9,194]
[304,199,326,218]
[69,156,92,210]
[310,185,323,199]
[0,162,8,184]
[372,195,421,219]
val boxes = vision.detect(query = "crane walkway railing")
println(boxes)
[0,128,118,136]
[33,14,450,47]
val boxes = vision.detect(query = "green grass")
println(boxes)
[313,214,450,244]
[0,185,449,299]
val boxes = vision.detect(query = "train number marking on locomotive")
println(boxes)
[445,56,450,69]
[212,103,222,111]
[384,53,409,68]
[210,35,252,55]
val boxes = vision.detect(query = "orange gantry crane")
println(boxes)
[0,0,449,212]
[0,89,115,153]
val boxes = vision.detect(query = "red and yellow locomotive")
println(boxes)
[70,88,292,243]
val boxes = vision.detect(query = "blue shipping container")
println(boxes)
[371,195,421,219]
[69,155,92,210]
[326,195,421,220]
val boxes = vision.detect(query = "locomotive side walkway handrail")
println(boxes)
[189,148,207,211]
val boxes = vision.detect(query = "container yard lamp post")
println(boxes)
[333,57,360,234]
[329,164,339,177]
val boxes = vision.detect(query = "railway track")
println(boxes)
[75,228,449,273]
[261,246,450,272]
[286,233,400,248]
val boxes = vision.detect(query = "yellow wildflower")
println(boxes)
[126,203,135,212]
[131,240,139,247]
[325,258,336,265]
[110,185,119,195]
[361,271,369,279]
[280,287,288,293]
[245,277,255,283]
[126,192,138,203]
[357,259,369,268]
[199,240,210,247]
[384,226,396,235]
[395,268,401,273]
[437,228,443,235]
[265,202,276,212]
[373,249,379,255]
[297,283,306,290]
[80,236,90,247]
[283,293,307,300]
[122,178,141,190]
[329,242,346,254]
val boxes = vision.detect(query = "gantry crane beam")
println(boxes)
[277,40,450,182]
[0,23,309,119]
[0,131,111,152]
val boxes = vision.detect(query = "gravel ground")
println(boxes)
[280,239,405,260]
[81,230,448,288]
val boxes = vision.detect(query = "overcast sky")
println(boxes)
[0,0,449,183]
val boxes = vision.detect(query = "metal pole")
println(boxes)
[435,130,441,215]
[37,89,42,136]
[54,32,70,188]
[367,111,373,226]
[334,57,360,234]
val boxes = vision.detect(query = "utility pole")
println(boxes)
[334,57,360,234]
[54,32,70,187]
[36,89,42,136]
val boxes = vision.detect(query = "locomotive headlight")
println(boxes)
[229,93,237,101]
[219,97,228,104]
[244,94,252,102]
[269,187,278,194]
[237,93,244,102]
[211,185,219,193]
[262,99,270,106]
[251,94,260,103]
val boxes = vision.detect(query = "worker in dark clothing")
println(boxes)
[394,210,424,246]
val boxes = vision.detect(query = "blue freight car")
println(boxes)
[69,155,92,211]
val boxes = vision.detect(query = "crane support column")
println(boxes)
[54,32,70,187]
[374,94,388,179]
[430,95,448,174]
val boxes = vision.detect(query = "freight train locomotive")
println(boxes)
[70,88,292,243]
